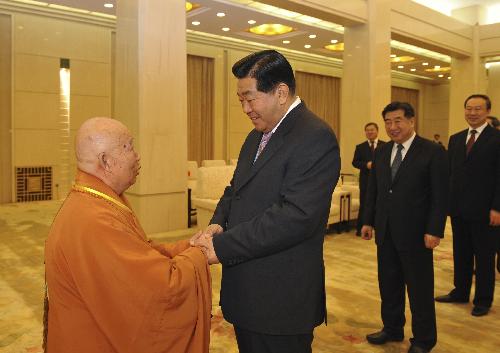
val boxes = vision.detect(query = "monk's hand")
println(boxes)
[189,230,204,246]
[361,225,373,240]
[424,234,440,249]
[490,209,500,226]
[202,224,224,238]
[194,235,220,265]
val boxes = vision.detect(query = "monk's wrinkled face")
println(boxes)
[108,129,140,193]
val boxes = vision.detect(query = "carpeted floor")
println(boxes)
[0,200,499,353]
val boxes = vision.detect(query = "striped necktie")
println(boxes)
[255,131,272,162]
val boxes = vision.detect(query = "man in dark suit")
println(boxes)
[352,122,385,235]
[361,102,448,353]
[435,94,500,316]
[192,50,340,353]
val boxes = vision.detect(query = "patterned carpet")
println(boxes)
[0,200,499,353]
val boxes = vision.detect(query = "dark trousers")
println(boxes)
[450,216,496,307]
[356,184,367,233]
[377,232,437,351]
[234,326,313,353]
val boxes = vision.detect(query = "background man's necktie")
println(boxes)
[255,131,272,161]
[466,129,477,156]
[370,141,375,156]
[391,144,404,180]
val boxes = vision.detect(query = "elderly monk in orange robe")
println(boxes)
[44,117,211,353]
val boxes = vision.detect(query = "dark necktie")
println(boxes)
[370,141,375,157]
[466,129,477,156]
[391,144,404,180]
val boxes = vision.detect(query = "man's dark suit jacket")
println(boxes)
[448,124,500,222]
[352,140,385,192]
[211,102,340,335]
[363,135,449,249]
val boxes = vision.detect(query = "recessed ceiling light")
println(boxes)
[438,74,444,77]
[282,40,290,44]
[422,62,429,66]
[397,65,404,69]
[448,76,451,80]
[248,20,256,25]
[222,27,230,32]
[434,65,441,69]
[390,54,397,58]
[330,39,338,44]
[249,24,294,36]
[217,12,225,17]
[309,34,316,39]
[304,44,311,49]
[103,3,113,8]
[192,21,200,26]
[410,68,416,71]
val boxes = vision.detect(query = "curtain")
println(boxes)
[187,55,214,165]
[391,86,419,131]
[295,71,341,135]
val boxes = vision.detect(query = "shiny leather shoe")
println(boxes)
[471,306,490,316]
[366,330,404,345]
[434,294,468,303]
[408,345,429,353]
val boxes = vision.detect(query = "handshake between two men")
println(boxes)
[190,224,223,264]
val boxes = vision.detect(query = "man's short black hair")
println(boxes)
[364,122,379,130]
[464,94,491,110]
[381,101,415,119]
[232,50,296,95]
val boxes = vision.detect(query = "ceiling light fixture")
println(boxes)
[309,34,316,39]
[331,39,338,44]
[192,21,200,26]
[438,74,444,77]
[391,56,415,63]
[217,12,225,17]
[222,27,230,32]
[390,54,397,58]
[422,62,429,66]
[103,3,113,8]
[186,2,193,11]
[248,23,294,36]
[282,40,290,44]
[410,68,416,71]
[398,65,404,69]
[248,20,256,25]
[304,44,311,48]
[324,43,344,51]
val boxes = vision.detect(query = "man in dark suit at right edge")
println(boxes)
[435,94,500,317]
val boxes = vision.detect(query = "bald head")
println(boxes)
[76,117,140,194]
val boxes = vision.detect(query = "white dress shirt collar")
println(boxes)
[271,97,301,134]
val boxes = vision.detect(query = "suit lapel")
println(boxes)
[235,102,302,192]
[380,141,393,184]
[391,135,423,186]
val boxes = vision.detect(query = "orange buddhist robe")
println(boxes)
[45,170,211,353]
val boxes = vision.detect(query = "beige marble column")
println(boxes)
[115,0,187,233]
[448,25,487,136]
[487,63,500,117]
[340,0,391,173]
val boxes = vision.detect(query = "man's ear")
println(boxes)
[277,83,290,104]
[98,152,111,172]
